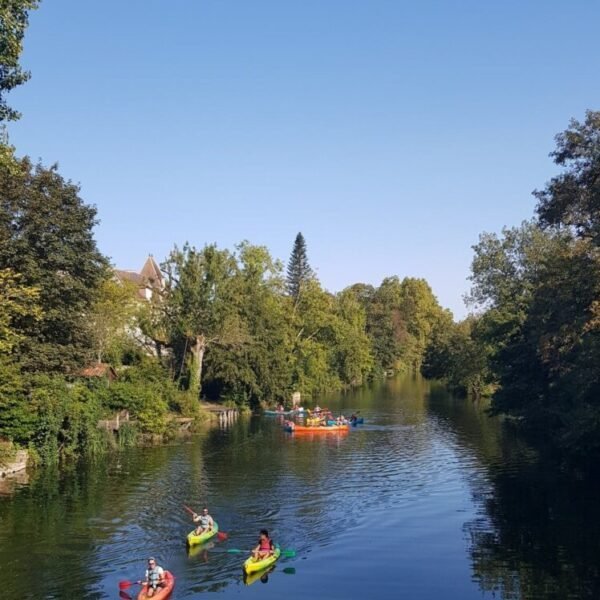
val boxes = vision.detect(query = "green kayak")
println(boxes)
[243,545,281,574]
[187,521,219,546]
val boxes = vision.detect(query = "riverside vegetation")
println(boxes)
[1,2,599,475]
[423,111,600,472]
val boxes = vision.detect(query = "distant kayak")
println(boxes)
[187,522,219,546]
[243,545,281,574]
[137,571,175,600]
[284,424,349,433]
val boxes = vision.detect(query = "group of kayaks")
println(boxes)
[281,408,364,433]
[127,521,282,598]
[186,522,281,576]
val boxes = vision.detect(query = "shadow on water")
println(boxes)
[427,384,600,600]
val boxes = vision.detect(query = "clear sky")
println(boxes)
[8,0,600,318]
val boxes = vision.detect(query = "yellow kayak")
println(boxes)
[243,565,275,585]
[187,521,219,546]
[243,545,281,574]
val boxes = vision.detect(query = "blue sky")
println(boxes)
[8,1,600,318]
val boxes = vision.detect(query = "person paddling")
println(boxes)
[193,507,214,536]
[141,557,165,598]
[252,529,275,560]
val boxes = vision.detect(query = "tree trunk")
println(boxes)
[188,334,206,400]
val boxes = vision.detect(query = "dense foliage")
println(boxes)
[0,0,39,122]
[428,110,600,468]
[149,241,448,407]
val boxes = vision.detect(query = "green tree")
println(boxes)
[331,288,373,385]
[363,276,450,375]
[0,268,40,354]
[203,242,294,406]
[422,316,492,398]
[88,276,139,364]
[286,232,314,299]
[535,110,600,244]
[161,243,246,399]
[0,158,108,373]
[0,0,39,123]
[397,277,452,372]
[365,276,404,372]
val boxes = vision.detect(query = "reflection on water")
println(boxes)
[1,376,599,599]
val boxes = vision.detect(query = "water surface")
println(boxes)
[1,376,599,599]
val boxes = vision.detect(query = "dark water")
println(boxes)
[1,376,600,599]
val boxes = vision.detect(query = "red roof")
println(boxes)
[79,364,117,379]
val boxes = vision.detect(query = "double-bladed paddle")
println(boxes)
[227,548,296,558]
[118,580,142,590]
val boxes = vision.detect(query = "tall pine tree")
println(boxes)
[286,232,314,299]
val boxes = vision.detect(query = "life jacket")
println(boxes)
[259,537,272,551]
[198,515,211,528]
[146,567,162,587]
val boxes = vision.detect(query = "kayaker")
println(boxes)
[193,507,214,536]
[141,557,166,598]
[252,529,275,560]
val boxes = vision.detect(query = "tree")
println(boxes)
[331,288,373,385]
[286,232,314,299]
[422,316,492,398]
[202,242,294,406]
[0,268,40,354]
[88,276,139,364]
[397,277,452,372]
[161,243,246,400]
[362,276,451,375]
[535,110,600,244]
[0,158,108,373]
[0,1,40,122]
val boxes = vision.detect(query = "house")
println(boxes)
[115,255,163,301]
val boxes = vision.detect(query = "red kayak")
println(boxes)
[137,571,175,600]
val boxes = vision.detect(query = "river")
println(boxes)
[1,376,599,599]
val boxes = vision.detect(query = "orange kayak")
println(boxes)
[137,571,175,600]
[286,424,349,433]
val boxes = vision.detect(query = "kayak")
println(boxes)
[350,417,364,426]
[243,545,281,574]
[137,570,175,600]
[187,521,219,546]
[285,424,349,433]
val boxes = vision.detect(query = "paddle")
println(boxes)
[227,548,296,558]
[183,504,228,540]
[118,580,142,590]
